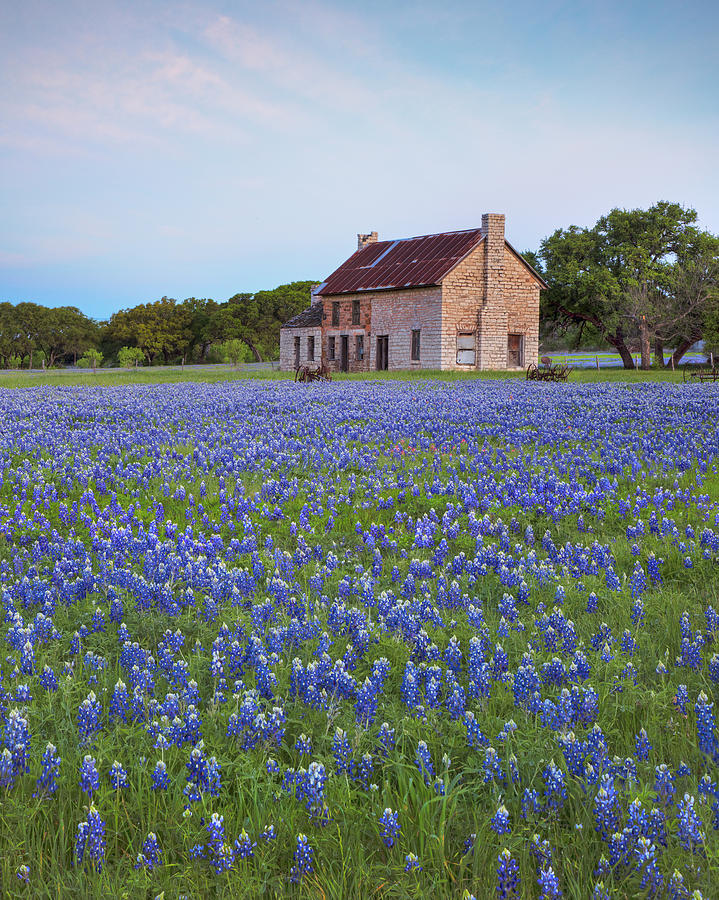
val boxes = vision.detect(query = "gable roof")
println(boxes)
[316,228,484,296]
[282,302,323,328]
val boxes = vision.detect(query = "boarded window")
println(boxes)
[411,329,421,361]
[456,332,475,366]
[508,333,523,367]
[328,336,336,360]
[307,336,315,361]
[356,334,364,361]
[332,302,340,326]
[352,299,360,325]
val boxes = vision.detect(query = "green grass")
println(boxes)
[0,364,707,389]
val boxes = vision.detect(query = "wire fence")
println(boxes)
[540,350,710,369]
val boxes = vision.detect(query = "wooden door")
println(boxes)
[340,335,349,371]
[507,334,523,367]
[376,336,388,370]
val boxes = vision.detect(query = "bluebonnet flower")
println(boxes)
[630,599,645,627]
[634,837,662,894]
[75,805,106,872]
[709,653,719,684]
[543,760,567,812]
[151,760,170,790]
[109,680,129,724]
[654,764,675,806]
[294,733,312,756]
[667,869,690,900]
[674,684,689,716]
[647,553,662,585]
[260,824,276,842]
[16,865,30,883]
[483,747,505,787]
[109,760,128,790]
[538,865,562,899]
[134,832,162,871]
[304,760,329,821]
[39,665,58,692]
[635,728,651,761]
[203,813,234,874]
[629,563,647,598]
[676,793,705,853]
[415,740,434,786]
[522,788,541,819]
[77,692,102,745]
[184,747,221,804]
[496,848,521,898]
[34,743,60,797]
[377,722,395,756]
[490,804,511,835]
[4,709,30,785]
[695,692,717,758]
[464,711,488,748]
[593,776,621,841]
[234,828,256,859]
[404,852,421,873]
[79,755,100,797]
[290,833,314,883]
[379,808,400,847]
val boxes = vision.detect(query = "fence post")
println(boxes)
[595,356,599,370]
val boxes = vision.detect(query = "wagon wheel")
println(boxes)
[526,363,537,381]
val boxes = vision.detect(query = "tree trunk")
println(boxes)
[653,339,664,368]
[668,337,697,368]
[606,331,635,369]
[241,337,263,362]
[29,349,33,370]
[638,317,651,369]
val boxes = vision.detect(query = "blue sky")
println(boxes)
[1,0,717,319]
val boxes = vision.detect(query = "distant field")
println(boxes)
[0,363,709,388]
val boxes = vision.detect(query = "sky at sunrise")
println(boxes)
[1,0,718,319]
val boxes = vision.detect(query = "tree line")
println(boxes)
[0,282,316,369]
[529,201,719,368]
[1,202,716,370]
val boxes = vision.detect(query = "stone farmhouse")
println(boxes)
[279,213,545,373]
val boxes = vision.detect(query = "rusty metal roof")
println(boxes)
[316,228,484,296]
[282,302,323,328]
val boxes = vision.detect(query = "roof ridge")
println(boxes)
[384,227,482,243]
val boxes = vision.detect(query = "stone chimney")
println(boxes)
[357,231,378,251]
[479,213,507,368]
[309,283,321,306]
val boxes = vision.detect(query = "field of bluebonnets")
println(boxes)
[1,377,719,899]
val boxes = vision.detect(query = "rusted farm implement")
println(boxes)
[683,365,719,384]
[526,358,573,383]
[294,363,332,383]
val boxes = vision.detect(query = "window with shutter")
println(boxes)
[456,333,475,365]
